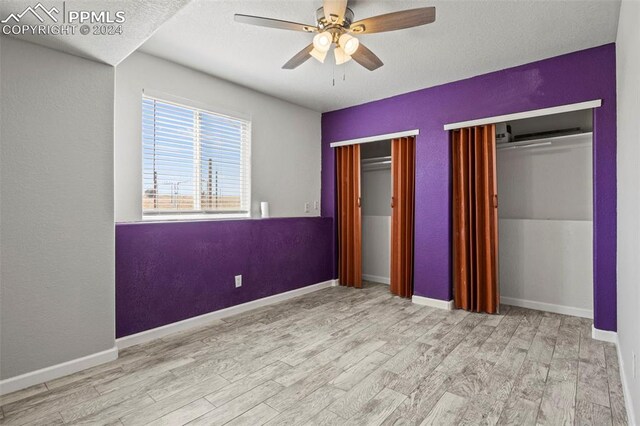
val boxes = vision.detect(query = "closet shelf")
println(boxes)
[497,132,592,151]
[362,156,391,171]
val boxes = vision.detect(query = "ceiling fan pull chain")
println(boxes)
[332,60,336,86]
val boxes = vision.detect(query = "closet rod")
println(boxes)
[497,141,552,151]
[362,156,391,164]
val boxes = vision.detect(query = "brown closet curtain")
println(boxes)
[336,144,362,288]
[452,125,499,314]
[390,136,416,298]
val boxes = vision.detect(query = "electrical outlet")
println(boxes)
[633,352,637,379]
[314,201,319,210]
[304,202,310,213]
[235,275,242,288]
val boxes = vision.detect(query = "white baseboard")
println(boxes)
[0,279,339,397]
[616,336,637,426]
[412,295,454,310]
[116,279,338,349]
[0,346,118,396]
[590,326,635,425]
[591,325,618,344]
[362,274,390,285]
[501,296,593,319]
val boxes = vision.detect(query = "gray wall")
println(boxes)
[497,133,592,220]
[115,52,322,222]
[0,37,115,379]
[616,0,640,422]
[361,169,391,217]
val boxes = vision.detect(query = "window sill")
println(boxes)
[140,213,251,223]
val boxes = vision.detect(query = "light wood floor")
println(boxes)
[0,282,628,425]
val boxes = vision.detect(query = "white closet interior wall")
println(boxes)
[497,110,594,318]
[361,140,392,284]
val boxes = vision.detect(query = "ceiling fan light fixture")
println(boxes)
[310,47,328,63]
[313,31,333,52]
[338,33,359,55]
[334,46,352,65]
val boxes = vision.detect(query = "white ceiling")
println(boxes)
[0,0,191,65]
[139,0,620,112]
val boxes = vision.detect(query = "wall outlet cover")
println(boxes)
[235,275,242,288]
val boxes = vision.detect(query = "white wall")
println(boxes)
[0,37,115,380]
[497,134,593,316]
[499,219,593,317]
[115,52,321,222]
[615,0,640,422]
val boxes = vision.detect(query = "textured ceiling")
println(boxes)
[139,0,620,112]
[0,0,191,65]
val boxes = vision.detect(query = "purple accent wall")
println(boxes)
[116,217,333,338]
[322,44,617,331]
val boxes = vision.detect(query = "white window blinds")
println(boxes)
[142,96,251,217]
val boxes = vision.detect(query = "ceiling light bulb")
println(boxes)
[334,46,352,65]
[310,47,328,63]
[313,32,332,52]
[339,33,359,56]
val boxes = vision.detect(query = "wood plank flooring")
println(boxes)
[0,282,628,425]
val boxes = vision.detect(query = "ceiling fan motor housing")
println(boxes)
[316,7,354,30]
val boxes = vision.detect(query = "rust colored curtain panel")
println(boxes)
[452,125,499,314]
[391,136,416,298]
[336,144,362,288]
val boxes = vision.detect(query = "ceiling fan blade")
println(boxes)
[234,14,316,32]
[323,0,348,24]
[350,7,435,34]
[282,44,315,69]
[351,43,383,71]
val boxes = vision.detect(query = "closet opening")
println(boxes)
[361,140,392,286]
[333,132,417,298]
[497,109,594,318]
[451,107,594,318]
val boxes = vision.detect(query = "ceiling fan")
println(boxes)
[234,1,436,71]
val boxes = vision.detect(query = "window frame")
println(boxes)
[141,93,252,221]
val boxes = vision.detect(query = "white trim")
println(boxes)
[589,327,635,425]
[116,280,338,349]
[501,297,593,319]
[0,346,118,396]
[617,337,637,426]
[591,325,618,343]
[443,100,602,131]
[140,213,251,222]
[412,295,454,310]
[362,274,390,285]
[330,129,419,148]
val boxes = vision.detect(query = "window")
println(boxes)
[142,96,251,219]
